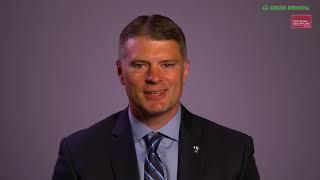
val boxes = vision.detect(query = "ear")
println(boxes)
[116,59,125,85]
[183,59,190,83]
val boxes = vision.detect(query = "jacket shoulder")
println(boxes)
[185,109,253,145]
[63,110,122,150]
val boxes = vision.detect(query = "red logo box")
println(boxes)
[291,14,312,29]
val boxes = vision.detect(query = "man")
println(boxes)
[52,14,260,180]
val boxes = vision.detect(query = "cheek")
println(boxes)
[124,73,145,90]
[167,72,184,88]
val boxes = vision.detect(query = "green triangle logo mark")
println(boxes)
[262,4,269,11]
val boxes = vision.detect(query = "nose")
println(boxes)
[146,66,161,84]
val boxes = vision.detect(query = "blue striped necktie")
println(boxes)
[143,132,165,180]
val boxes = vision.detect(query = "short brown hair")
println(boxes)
[119,14,187,59]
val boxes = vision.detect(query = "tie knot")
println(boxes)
[143,132,164,152]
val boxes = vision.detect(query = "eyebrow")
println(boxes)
[129,59,149,66]
[131,59,178,63]
[160,59,178,63]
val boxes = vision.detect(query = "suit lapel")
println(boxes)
[177,105,205,180]
[110,108,140,180]
[110,105,205,180]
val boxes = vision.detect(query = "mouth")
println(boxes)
[144,90,166,95]
[143,89,167,99]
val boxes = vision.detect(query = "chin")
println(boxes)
[143,102,176,116]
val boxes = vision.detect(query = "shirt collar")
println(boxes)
[128,105,181,142]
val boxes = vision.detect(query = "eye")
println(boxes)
[162,63,175,68]
[132,63,147,69]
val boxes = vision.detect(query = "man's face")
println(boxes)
[117,36,189,118]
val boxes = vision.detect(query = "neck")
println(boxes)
[130,104,179,130]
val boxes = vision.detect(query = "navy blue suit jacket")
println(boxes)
[52,105,260,180]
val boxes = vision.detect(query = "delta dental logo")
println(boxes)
[291,15,312,29]
[261,4,312,29]
[262,4,310,11]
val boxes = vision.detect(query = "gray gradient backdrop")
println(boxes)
[2,0,319,180]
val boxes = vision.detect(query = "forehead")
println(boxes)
[124,36,183,60]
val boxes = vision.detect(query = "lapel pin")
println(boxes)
[193,145,200,153]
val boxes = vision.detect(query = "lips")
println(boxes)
[144,90,166,94]
[143,89,167,99]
